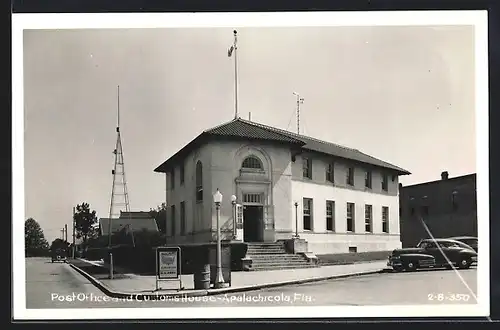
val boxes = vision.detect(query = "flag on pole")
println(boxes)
[228,45,234,57]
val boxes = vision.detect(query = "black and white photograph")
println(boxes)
[13,11,489,320]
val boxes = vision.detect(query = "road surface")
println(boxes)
[25,257,107,309]
[25,257,478,308]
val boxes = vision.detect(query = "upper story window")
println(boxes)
[382,174,389,191]
[346,167,354,186]
[242,156,263,170]
[170,169,175,189]
[326,162,334,183]
[180,162,185,185]
[303,157,312,179]
[365,171,372,189]
[195,161,203,202]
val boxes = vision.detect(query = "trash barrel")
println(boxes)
[194,264,211,290]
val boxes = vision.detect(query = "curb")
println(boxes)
[69,262,387,300]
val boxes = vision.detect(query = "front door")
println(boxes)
[243,205,263,242]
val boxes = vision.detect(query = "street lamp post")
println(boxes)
[213,189,228,289]
[231,195,237,240]
[294,202,299,238]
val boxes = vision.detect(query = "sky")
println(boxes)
[23,25,476,242]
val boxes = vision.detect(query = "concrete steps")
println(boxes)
[245,242,317,271]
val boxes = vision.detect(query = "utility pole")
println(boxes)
[72,206,76,258]
[64,224,68,242]
[293,92,304,135]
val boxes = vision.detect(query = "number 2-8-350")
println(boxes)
[428,294,470,302]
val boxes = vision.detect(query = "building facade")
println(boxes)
[399,171,477,248]
[154,118,410,255]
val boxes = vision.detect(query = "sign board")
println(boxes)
[155,246,182,291]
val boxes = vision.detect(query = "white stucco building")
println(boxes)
[154,118,410,255]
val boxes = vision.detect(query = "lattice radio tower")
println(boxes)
[108,85,131,222]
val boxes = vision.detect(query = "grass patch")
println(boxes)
[69,259,130,280]
[317,251,391,265]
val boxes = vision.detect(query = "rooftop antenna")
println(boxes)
[108,85,131,248]
[293,92,304,135]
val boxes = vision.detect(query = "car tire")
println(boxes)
[458,257,472,269]
[393,265,404,272]
[404,261,417,271]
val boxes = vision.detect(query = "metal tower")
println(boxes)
[108,85,131,233]
[293,92,304,135]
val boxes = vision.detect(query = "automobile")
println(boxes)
[51,248,68,263]
[448,236,478,252]
[387,238,477,272]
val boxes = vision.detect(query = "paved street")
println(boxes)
[26,257,477,308]
[25,257,107,309]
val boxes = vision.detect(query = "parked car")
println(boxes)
[448,236,478,252]
[51,248,68,263]
[387,238,477,272]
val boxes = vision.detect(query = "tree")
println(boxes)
[74,202,98,244]
[50,238,70,251]
[25,218,49,257]
[149,203,167,234]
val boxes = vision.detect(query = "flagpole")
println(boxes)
[233,30,239,119]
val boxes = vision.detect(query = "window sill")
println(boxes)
[241,168,265,174]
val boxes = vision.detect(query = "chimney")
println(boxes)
[248,112,251,121]
[441,171,449,180]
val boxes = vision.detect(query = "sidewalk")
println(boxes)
[69,258,388,299]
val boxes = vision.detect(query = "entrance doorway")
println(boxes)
[243,205,264,242]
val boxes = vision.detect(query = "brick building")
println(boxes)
[399,171,477,248]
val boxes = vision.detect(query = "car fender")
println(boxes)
[457,251,476,259]
[400,254,435,262]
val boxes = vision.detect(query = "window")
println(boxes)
[303,198,313,230]
[326,200,335,231]
[365,171,372,188]
[346,167,354,186]
[170,169,175,189]
[349,246,358,253]
[170,205,176,236]
[452,192,458,211]
[195,161,203,202]
[382,174,388,191]
[243,193,263,204]
[347,202,355,232]
[242,156,263,170]
[382,206,389,233]
[326,163,334,183]
[180,163,185,185]
[180,202,186,235]
[303,158,312,179]
[365,205,373,232]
